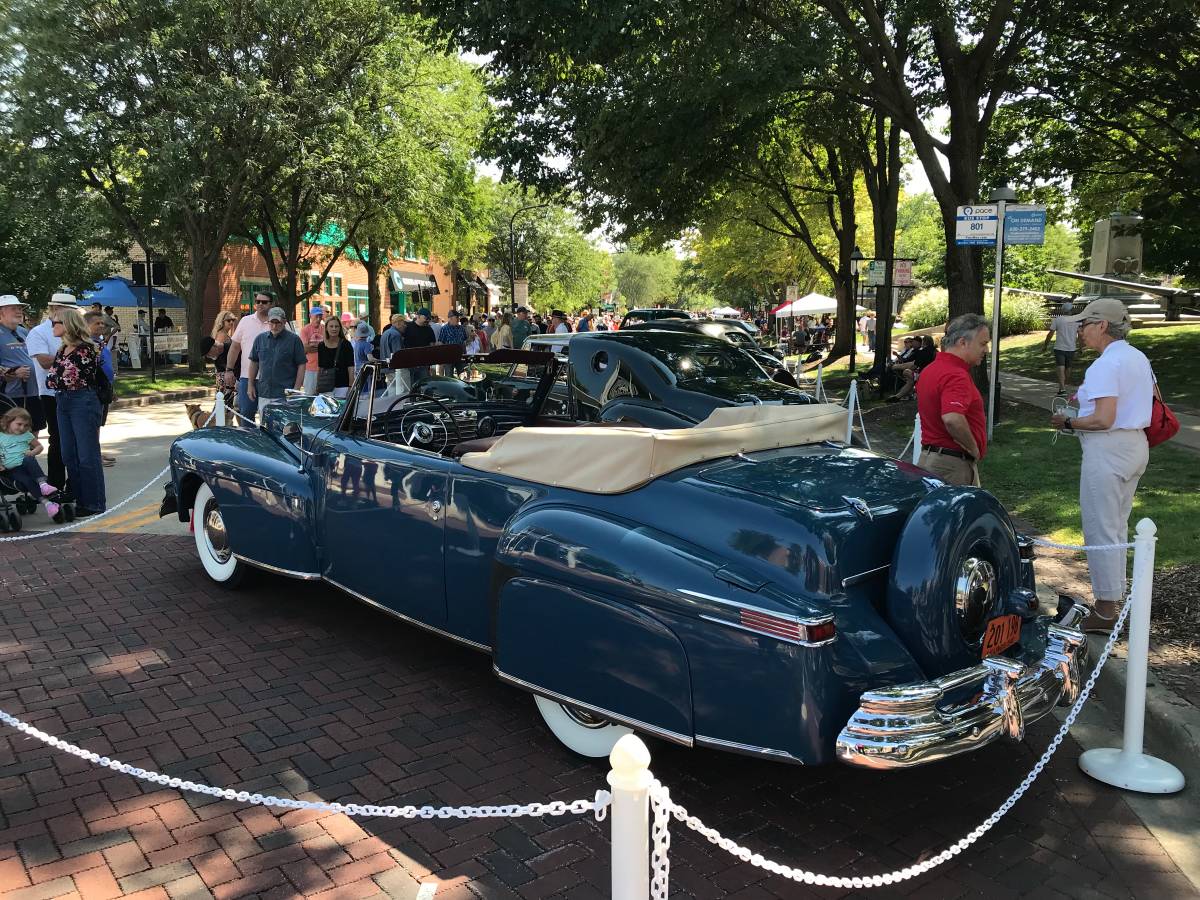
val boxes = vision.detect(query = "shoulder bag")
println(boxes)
[1145,382,1179,448]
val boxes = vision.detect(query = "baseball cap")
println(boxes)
[550,309,565,318]
[50,292,78,307]
[268,306,286,322]
[1065,298,1131,328]
[355,322,371,338]
[0,294,27,308]
[310,306,324,316]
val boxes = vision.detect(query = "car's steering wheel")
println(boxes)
[378,392,463,453]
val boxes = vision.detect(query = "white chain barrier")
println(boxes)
[1028,536,1135,552]
[647,591,1134,895]
[0,710,610,822]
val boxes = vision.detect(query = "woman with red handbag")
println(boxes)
[1050,298,1156,632]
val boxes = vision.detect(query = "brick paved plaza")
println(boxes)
[0,535,1194,899]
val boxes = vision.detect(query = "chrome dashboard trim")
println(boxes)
[325,577,491,653]
[232,555,321,580]
[494,669,694,747]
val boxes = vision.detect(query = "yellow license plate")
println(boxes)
[981,614,1021,658]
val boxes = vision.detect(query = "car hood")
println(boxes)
[676,376,809,404]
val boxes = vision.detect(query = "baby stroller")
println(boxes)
[0,395,75,532]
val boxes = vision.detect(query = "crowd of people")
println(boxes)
[1,292,116,522]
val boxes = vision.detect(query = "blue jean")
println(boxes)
[237,376,259,425]
[56,389,105,511]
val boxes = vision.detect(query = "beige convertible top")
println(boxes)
[459,403,848,494]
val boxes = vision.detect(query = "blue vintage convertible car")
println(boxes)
[160,344,1089,768]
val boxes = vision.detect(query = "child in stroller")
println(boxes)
[0,403,73,530]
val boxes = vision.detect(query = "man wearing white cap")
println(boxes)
[1050,298,1155,632]
[24,292,81,489]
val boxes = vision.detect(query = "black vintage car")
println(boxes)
[414,330,817,427]
[622,318,792,382]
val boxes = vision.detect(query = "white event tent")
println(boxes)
[775,292,866,317]
[708,305,743,318]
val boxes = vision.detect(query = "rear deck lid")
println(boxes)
[698,447,933,512]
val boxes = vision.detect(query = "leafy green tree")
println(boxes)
[4,0,284,368]
[613,251,680,309]
[0,144,116,309]
[895,191,947,288]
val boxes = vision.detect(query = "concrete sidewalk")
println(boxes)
[1001,370,1200,452]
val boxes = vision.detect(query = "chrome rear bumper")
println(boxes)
[835,606,1089,769]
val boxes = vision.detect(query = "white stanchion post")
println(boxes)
[214,391,226,426]
[1079,519,1185,793]
[912,413,921,465]
[608,734,651,900]
[815,364,824,402]
[845,378,857,445]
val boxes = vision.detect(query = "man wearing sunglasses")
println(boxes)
[224,292,274,425]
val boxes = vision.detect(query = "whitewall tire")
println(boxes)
[534,695,633,758]
[194,482,246,586]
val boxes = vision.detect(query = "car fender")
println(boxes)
[169,428,320,575]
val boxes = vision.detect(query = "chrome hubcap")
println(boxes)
[955,557,997,642]
[203,501,231,564]
[561,704,612,730]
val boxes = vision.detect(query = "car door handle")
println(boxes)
[429,499,443,518]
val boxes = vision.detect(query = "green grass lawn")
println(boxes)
[114,370,211,399]
[998,324,1200,411]
[980,404,1197,569]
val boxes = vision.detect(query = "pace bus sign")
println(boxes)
[956,205,998,245]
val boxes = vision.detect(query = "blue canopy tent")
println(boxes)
[83,277,185,309]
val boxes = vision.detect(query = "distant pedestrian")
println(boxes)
[224,291,272,424]
[511,307,532,348]
[201,311,238,410]
[492,312,514,350]
[247,307,306,416]
[1049,299,1154,632]
[46,308,106,515]
[352,322,374,383]
[379,315,408,396]
[300,307,326,395]
[1042,301,1078,395]
[83,310,116,467]
[865,313,876,352]
[316,316,354,398]
[439,310,468,346]
[0,295,42,433]
[915,313,990,486]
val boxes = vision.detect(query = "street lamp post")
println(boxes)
[987,186,1017,439]
[508,203,549,311]
[849,246,864,373]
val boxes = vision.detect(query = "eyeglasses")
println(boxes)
[256,299,271,305]
[51,320,63,325]
[269,319,284,325]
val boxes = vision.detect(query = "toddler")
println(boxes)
[0,407,63,522]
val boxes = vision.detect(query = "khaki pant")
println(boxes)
[1079,429,1148,602]
[918,449,980,486]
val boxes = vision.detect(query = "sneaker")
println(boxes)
[39,482,57,497]
[1056,388,1068,396]
[46,502,63,523]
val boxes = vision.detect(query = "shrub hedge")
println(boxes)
[898,288,1048,336]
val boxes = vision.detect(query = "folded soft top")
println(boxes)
[459,403,848,493]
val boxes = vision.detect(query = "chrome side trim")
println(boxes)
[495,668,694,748]
[836,607,1090,769]
[232,555,321,581]
[325,577,491,653]
[841,564,890,588]
[698,614,836,648]
[694,734,804,764]
[677,589,834,627]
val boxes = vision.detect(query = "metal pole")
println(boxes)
[607,734,651,900]
[986,202,1007,439]
[1079,519,1185,793]
[147,258,156,382]
[508,214,517,313]
[849,273,858,373]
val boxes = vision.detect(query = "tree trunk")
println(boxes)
[363,246,383,332]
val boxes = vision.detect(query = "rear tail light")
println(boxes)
[738,609,835,645]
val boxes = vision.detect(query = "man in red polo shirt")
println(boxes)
[915,313,991,486]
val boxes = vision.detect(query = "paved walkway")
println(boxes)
[1001,372,1200,453]
[2,534,1196,898]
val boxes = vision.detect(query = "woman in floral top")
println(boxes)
[47,308,106,515]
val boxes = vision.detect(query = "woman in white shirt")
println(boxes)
[1050,298,1154,631]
